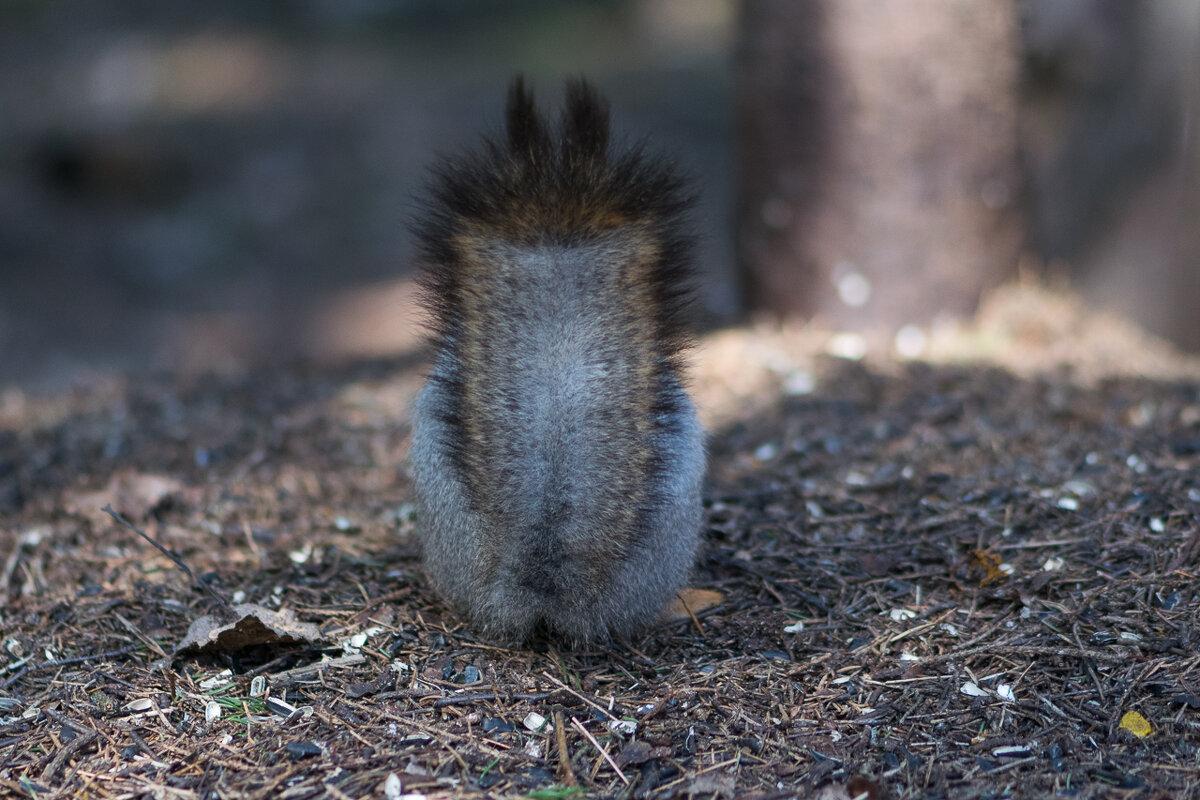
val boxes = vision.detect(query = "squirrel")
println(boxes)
[408,77,705,644]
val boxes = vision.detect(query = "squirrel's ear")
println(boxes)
[562,78,609,165]
[506,75,548,162]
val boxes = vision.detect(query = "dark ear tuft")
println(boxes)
[562,78,609,163]
[506,75,548,160]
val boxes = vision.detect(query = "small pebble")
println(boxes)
[284,741,322,761]
[483,718,517,733]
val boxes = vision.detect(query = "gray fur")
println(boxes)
[410,238,705,644]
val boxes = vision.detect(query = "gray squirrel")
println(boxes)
[409,78,705,644]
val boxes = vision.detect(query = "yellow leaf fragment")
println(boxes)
[1119,710,1152,738]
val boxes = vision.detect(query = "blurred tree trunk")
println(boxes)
[736,0,1023,340]
[1022,0,1200,351]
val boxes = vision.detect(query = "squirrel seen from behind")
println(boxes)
[409,78,705,644]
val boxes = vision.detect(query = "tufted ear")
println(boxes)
[505,75,548,163]
[561,77,609,165]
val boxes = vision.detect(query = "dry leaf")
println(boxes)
[174,603,325,659]
[1119,710,1152,738]
[64,470,184,524]
[615,739,671,767]
[969,548,1009,586]
[812,777,881,800]
[663,588,724,622]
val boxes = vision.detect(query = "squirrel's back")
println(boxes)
[409,78,704,644]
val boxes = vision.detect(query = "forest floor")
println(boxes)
[2,284,1199,800]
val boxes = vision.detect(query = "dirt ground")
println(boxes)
[2,284,1199,799]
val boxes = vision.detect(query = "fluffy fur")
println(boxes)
[409,77,704,644]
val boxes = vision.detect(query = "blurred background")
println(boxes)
[1,0,1197,392]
